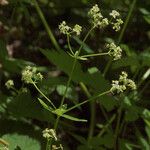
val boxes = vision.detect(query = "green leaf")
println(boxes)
[125,106,139,122]
[69,133,87,145]
[136,127,150,150]
[73,36,93,54]
[38,98,53,111]
[7,91,54,122]
[102,132,114,148]
[2,134,41,150]
[139,8,150,24]
[3,58,34,73]
[40,49,116,111]
[0,39,8,61]
[62,114,87,122]
[119,139,133,150]
[145,126,150,143]
[56,84,78,102]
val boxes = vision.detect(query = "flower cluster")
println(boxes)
[52,144,63,150]
[22,66,43,84]
[109,10,120,19]
[88,4,109,28]
[5,80,14,89]
[107,42,122,60]
[112,19,123,32]
[111,72,136,93]
[59,21,82,35]
[109,10,123,31]
[42,128,57,141]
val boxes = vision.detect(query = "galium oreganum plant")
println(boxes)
[59,4,123,61]
[5,4,136,150]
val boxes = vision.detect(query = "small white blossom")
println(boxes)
[42,128,57,141]
[22,66,43,84]
[112,19,123,32]
[52,144,63,150]
[119,71,128,83]
[99,18,109,28]
[126,79,137,90]
[88,4,103,26]
[107,42,122,60]
[5,80,14,89]
[110,72,136,94]
[73,24,82,35]
[109,10,120,19]
[59,21,71,34]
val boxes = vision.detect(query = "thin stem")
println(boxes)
[53,26,95,136]
[118,0,137,44]
[33,0,60,51]
[54,116,60,130]
[46,139,51,150]
[32,82,56,109]
[66,90,110,113]
[99,104,113,131]
[81,52,108,58]
[103,0,137,76]
[67,34,74,55]
[98,114,116,137]
[60,58,77,107]
[103,58,112,77]
[78,26,95,53]
[113,106,122,150]
[79,82,95,141]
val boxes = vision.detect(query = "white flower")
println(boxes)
[110,72,136,94]
[99,18,109,28]
[22,66,43,84]
[42,128,57,141]
[112,19,123,32]
[109,10,120,19]
[107,42,122,60]
[5,80,14,89]
[73,24,82,35]
[59,21,71,34]
[88,4,103,26]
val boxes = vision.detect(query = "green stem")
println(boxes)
[32,82,56,109]
[103,58,112,77]
[118,0,137,44]
[33,0,60,51]
[99,104,112,132]
[79,82,95,141]
[60,58,77,107]
[78,26,95,53]
[67,34,74,55]
[54,116,60,130]
[66,90,110,113]
[53,26,95,132]
[103,0,136,76]
[113,106,122,150]
[46,139,51,150]
[98,114,116,137]
[81,52,108,58]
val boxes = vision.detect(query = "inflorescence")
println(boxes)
[59,4,123,37]
[42,128,57,141]
[59,21,82,35]
[111,72,136,94]
[107,42,122,60]
[5,80,14,89]
[22,66,43,84]
[88,4,123,31]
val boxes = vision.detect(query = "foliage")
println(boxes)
[0,0,150,150]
